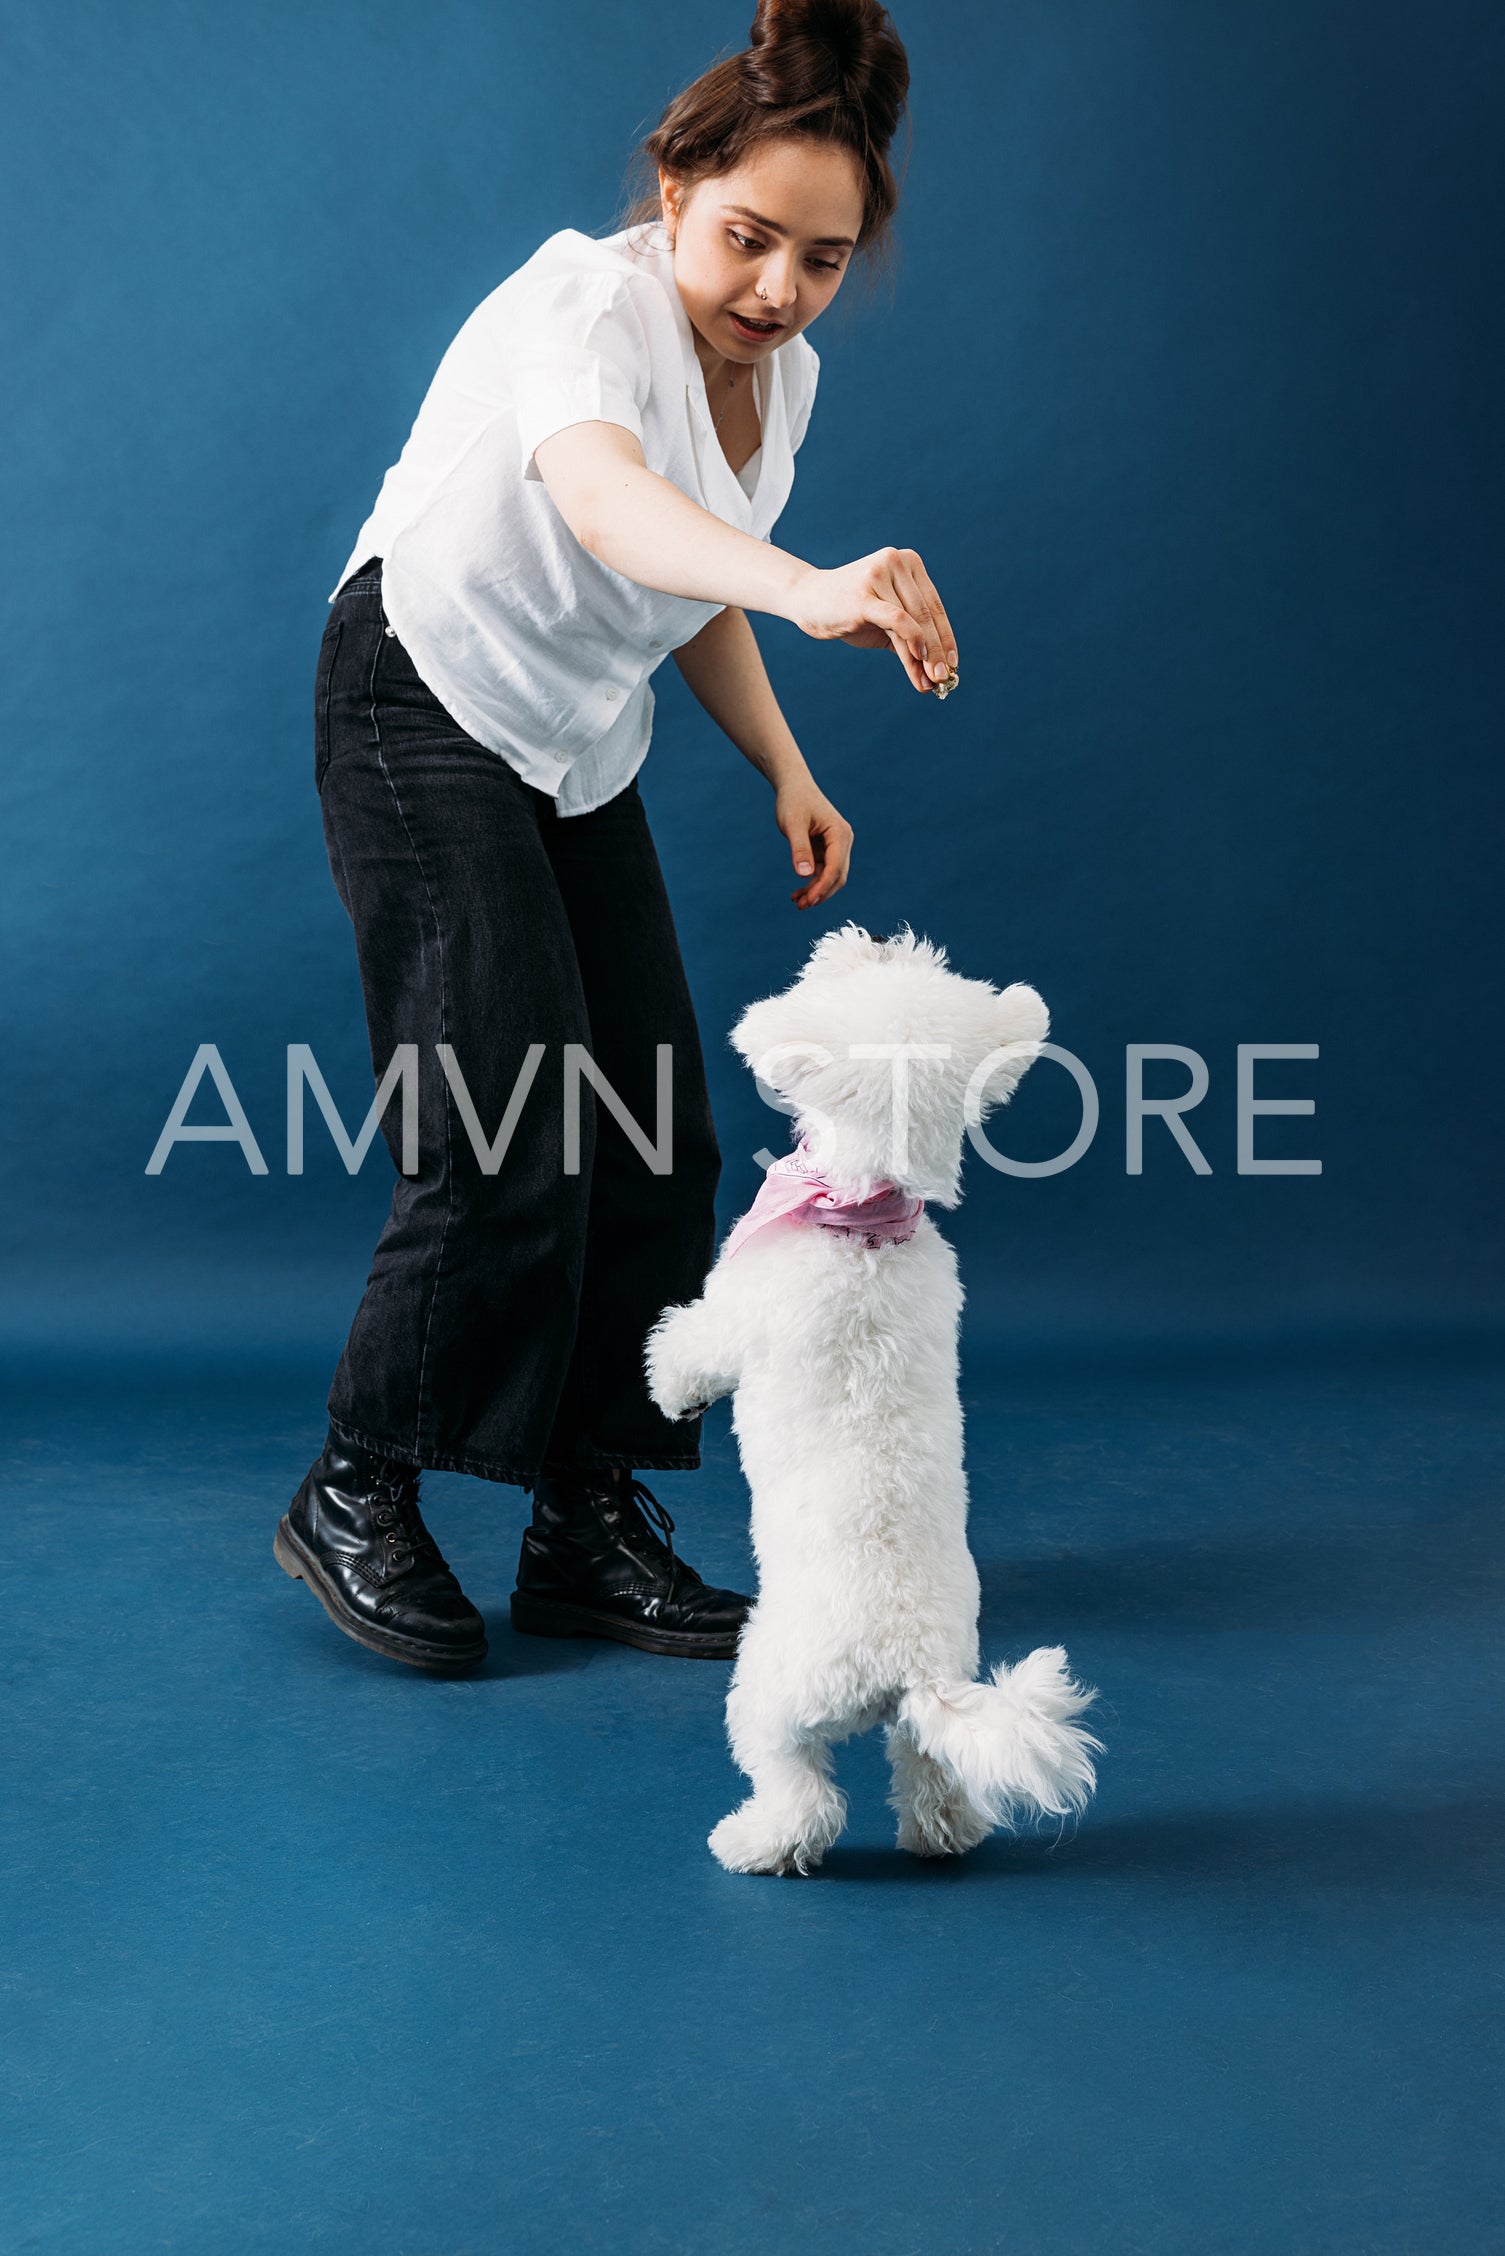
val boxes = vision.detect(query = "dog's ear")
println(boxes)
[966,983,1051,1118]
[728,994,832,1090]
[995,982,1049,1054]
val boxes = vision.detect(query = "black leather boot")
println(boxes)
[275,1431,488,1672]
[511,1467,749,1658]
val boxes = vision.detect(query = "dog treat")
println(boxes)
[932,666,960,700]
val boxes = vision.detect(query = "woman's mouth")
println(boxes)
[728,310,784,341]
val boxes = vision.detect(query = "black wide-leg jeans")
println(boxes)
[313,560,721,1484]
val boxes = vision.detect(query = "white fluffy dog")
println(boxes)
[644,922,1105,1876]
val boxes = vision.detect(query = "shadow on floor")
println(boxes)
[817,1784,1505,1899]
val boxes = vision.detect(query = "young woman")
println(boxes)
[275,0,959,1674]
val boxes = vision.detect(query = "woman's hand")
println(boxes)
[787,547,959,694]
[776,777,854,911]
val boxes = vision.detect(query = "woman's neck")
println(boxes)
[692,333,741,393]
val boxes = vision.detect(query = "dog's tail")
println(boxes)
[897,1647,1104,1830]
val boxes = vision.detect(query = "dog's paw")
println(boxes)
[651,1383,710,1422]
[652,1377,725,1422]
[895,1811,958,1858]
[644,1307,722,1420]
[644,1365,702,1421]
[709,1808,818,1877]
[895,1801,992,1859]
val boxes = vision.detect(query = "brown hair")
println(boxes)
[614,0,911,292]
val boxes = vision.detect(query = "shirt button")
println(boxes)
[648,639,662,650]
[604,686,619,701]
[384,625,396,638]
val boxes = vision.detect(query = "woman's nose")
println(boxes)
[756,260,799,310]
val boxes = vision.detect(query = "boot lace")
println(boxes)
[591,1473,689,1594]
[367,1464,444,1574]
[622,1478,678,1566]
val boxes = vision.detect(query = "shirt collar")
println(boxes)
[619,220,702,389]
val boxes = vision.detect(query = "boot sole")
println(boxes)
[510,1589,741,1659]
[274,1515,488,1673]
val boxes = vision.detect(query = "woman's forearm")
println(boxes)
[532,420,960,689]
[670,607,813,789]
[535,423,807,616]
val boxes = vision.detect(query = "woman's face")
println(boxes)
[660,137,866,365]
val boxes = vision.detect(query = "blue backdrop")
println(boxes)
[5,0,1499,1361]
[7,15,1503,2255]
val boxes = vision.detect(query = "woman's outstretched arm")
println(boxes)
[671,605,853,911]
[532,419,959,695]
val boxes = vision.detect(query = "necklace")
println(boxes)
[711,362,748,434]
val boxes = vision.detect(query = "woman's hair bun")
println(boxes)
[750,0,887,62]
[621,0,911,269]
[747,0,909,143]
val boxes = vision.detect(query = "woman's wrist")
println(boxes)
[734,706,811,791]
[761,740,814,792]
[671,604,813,789]
[759,548,813,623]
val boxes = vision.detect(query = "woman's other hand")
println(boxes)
[776,778,853,910]
[788,547,958,694]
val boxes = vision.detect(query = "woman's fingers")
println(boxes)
[795,551,957,694]
[781,802,838,908]
[871,599,933,693]
[887,629,929,693]
[790,808,853,909]
[890,552,958,682]
[882,572,936,681]
[869,552,956,691]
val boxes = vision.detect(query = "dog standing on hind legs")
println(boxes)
[645,922,1105,1875]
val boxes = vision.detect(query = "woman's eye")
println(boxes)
[729,229,841,276]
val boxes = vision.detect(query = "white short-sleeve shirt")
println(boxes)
[332,219,820,817]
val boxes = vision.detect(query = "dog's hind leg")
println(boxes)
[709,1681,847,1876]
[885,1719,992,1858]
[709,1737,845,1876]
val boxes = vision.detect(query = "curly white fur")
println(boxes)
[645,923,1105,1875]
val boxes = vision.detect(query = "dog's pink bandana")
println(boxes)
[720,1136,924,1262]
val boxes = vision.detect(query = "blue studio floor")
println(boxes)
[4,1334,1502,2255]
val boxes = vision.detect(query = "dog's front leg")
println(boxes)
[643,1296,743,1422]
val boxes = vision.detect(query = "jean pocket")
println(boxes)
[374,612,429,690]
[313,614,343,794]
